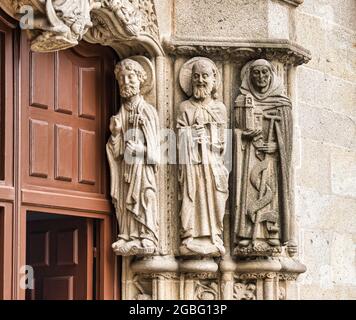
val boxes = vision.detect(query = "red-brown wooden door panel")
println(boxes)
[26,216,93,300]
[21,36,115,197]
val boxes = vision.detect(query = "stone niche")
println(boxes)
[1,0,312,300]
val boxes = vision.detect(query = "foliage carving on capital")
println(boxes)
[233,281,257,300]
[195,281,219,300]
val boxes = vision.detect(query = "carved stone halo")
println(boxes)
[129,55,155,95]
[179,57,221,97]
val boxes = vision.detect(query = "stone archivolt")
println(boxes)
[0,0,312,300]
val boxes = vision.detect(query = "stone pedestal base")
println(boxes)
[126,255,305,300]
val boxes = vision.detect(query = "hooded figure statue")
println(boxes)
[233,59,296,257]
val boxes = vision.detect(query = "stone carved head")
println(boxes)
[240,59,285,101]
[114,56,154,98]
[191,60,218,100]
[179,57,221,99]
[250,59,273,94]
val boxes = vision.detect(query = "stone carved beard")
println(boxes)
[120,84,140,98]
[193,81,214,100]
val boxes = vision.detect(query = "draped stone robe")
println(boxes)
[107,97,160,246]
[234,85,293,246]
[177,98,229,244]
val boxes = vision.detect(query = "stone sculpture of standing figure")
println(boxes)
[107,57,160,256]
[177,57,229,256]
[233,59,296,256]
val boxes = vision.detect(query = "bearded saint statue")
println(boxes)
[233,59,297,257]
[177,57,229,256]
[107,57,160,256]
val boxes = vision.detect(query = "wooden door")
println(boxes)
[0,20,118,299]
[26,216,94,300]
[17,33,118,299]
[20,32,118,212]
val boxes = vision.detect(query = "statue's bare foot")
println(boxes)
[112,239,141,255]
[267,239,280,246]
[122,240,141,254]
[141,239,156,254]
[141,239,155,249]
[181,237,193,246]
[112,239,127,251]
[238,239,250,247]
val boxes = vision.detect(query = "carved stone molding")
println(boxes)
[278,273,299,281]
[184,272,218,280]
[140,273,180,280]
[237,272,278,280]
[163,38,311,66]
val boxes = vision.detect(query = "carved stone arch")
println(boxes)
[84,0,164,59]
[0,0,164,59]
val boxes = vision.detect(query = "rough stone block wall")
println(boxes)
[294,0,356,300]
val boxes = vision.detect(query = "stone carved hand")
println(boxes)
[192,124,207,144]
[242,129,262,140]
[257,142,278,154]
[109,116,121,137]
[126,140,145,156]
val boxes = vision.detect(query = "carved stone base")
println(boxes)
[234,258,306,300]
[180,257,219,273]
[112,239,156,256]
[233,240,283,257]
[131,255,179,274]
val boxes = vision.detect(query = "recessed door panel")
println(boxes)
[26,216,93,300]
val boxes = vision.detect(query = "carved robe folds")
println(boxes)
[233,59,295,257]
[107,57,160,256]
[177,57,229,257]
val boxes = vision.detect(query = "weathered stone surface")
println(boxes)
[299,229,332,284]
[174,0,268,39]
[330,232,356,285]
[297,67,356,117]
[298,103,356,149]
[297,0,356,31]
[300,284,356,300]
[296,187,356,234]
[295,11,356,82]
[330,148,356,198]
[295,138,331,193]
[267,1,290,39]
